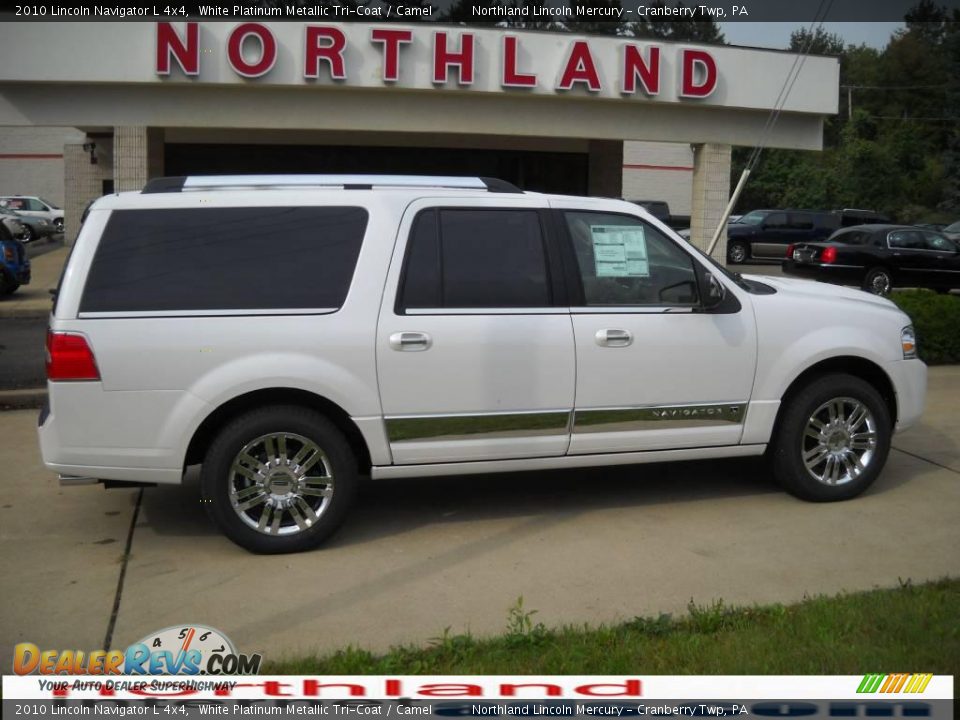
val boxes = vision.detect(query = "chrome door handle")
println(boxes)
[595,328,633,347]
[389,332,432,351]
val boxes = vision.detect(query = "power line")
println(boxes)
[841,83,957,90]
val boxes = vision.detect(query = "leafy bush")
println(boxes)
[890,290,960,364]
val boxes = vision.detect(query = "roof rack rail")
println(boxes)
[141,175,523,194]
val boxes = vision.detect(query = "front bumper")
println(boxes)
[885,358,927,432]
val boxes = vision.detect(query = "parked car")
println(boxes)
[40,175,926,553]
[0,209,53,242]
[0,223,30,296]
[782,224,960,295]
[726,209,839,264]
[943,220,960,242]
[0,195,64,233]
[0,212,28,243]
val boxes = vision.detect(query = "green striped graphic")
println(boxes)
[857,674,886,693]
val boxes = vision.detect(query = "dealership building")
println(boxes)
[0,21,838,254]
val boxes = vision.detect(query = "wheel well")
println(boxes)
[183,389,372,474]
[777,356,898,427]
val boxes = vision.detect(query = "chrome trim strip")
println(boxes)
[404,308,568,315]
[77,308,338,318]
[574,402,746,433]
[570,306,696,314]
[386,411,571,442]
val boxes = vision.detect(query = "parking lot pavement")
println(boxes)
[0,409,139,664]
[2,369,958,662]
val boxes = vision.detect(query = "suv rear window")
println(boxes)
[80,207,367,314]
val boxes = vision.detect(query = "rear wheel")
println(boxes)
[20,225,34,243]
[727,241,749,264]
[770,373,891,502]
[0,271,19,296]
[862,267,892,296]
[201,405,359,554]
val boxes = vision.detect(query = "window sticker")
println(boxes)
[590,225,649,277]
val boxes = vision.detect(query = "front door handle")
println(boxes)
[389,331,432,351]
[595,328,633,347]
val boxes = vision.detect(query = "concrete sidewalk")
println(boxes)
[1,367,957,665]
[0,244,69,318]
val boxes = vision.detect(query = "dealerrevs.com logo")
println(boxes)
[13,624,262,676]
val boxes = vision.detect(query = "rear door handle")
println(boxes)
[595,329,633,347]
[389,332,432,351]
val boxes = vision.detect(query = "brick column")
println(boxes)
[689,143,732,262]
[64,143,112,245]
[587,140,623,198]
[113,126,164,192]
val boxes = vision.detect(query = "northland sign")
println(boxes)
[156,22,719,98]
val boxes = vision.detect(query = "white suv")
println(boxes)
[0,195,64,233]
[38,175,927,554]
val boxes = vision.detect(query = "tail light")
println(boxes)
[46,331,101,381]
[821,246,837,264]
[786,244,795,259]
[2,245,13,262]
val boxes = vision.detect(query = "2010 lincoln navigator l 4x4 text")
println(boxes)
[38,175,927,553]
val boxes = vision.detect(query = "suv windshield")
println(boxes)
[738,210,768,226]
[945,221,960,233]
[38,198,59,209]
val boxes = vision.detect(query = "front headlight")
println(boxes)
[901,325,917,359]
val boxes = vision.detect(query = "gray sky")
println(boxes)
[719,22,905,50]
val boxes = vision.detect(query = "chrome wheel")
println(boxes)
[228,432,334,536]
[728,242,747,264]
[801,397,877,486]
[866,270,891,296]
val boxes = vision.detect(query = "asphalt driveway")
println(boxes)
[2,367,958,665]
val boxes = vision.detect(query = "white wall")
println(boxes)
[0,126,85,206]
[622,141,694,216]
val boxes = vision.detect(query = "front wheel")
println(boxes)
[54,217,64,233]
[727,241,749,264]
[20,225,34,243]
[201,405,359,554]
[770,373,891,502]
[862,267,893,296]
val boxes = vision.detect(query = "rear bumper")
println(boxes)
[782,260,863,285]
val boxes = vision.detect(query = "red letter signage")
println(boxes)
[156,22,199,76]
[680,49,717,98]
[501,36,536,88]
[557,41,602,92]
[433,31,475,85]
[304,26,347,80]
[227,23,277,78]
[622,45,660,95]
[371,28,412,83]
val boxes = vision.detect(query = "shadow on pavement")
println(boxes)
[137,452,926,549]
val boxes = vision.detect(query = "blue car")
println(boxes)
[0,231,30,295]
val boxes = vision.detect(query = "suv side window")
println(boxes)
[564,211,698,306]
[25,198,44,211]
[763,213,788,229]
[80,206,368,314]
[788,213,814,230]
[398,208,551,311]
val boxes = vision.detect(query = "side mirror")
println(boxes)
[702,271,726,310]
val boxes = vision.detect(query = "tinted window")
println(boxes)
[398,208,550,310]
[80,207,367,313]
[788,213,814,230]
[888,230,924,250]
[763,213,787,229]
[923,232,956,252]
[833,230,870,245]
[565,211,698,306]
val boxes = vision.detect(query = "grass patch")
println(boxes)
[890,290,960,365]
[266,578,959,675]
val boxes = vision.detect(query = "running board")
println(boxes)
[371,444,767,480]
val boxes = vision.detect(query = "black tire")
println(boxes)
[201,405,359,554]
[0,271,19,296]
[862,266,893,296]
[770,373,891,502]
[54,218,64,233]
[727,240,749,264]
[20,225,34,243]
